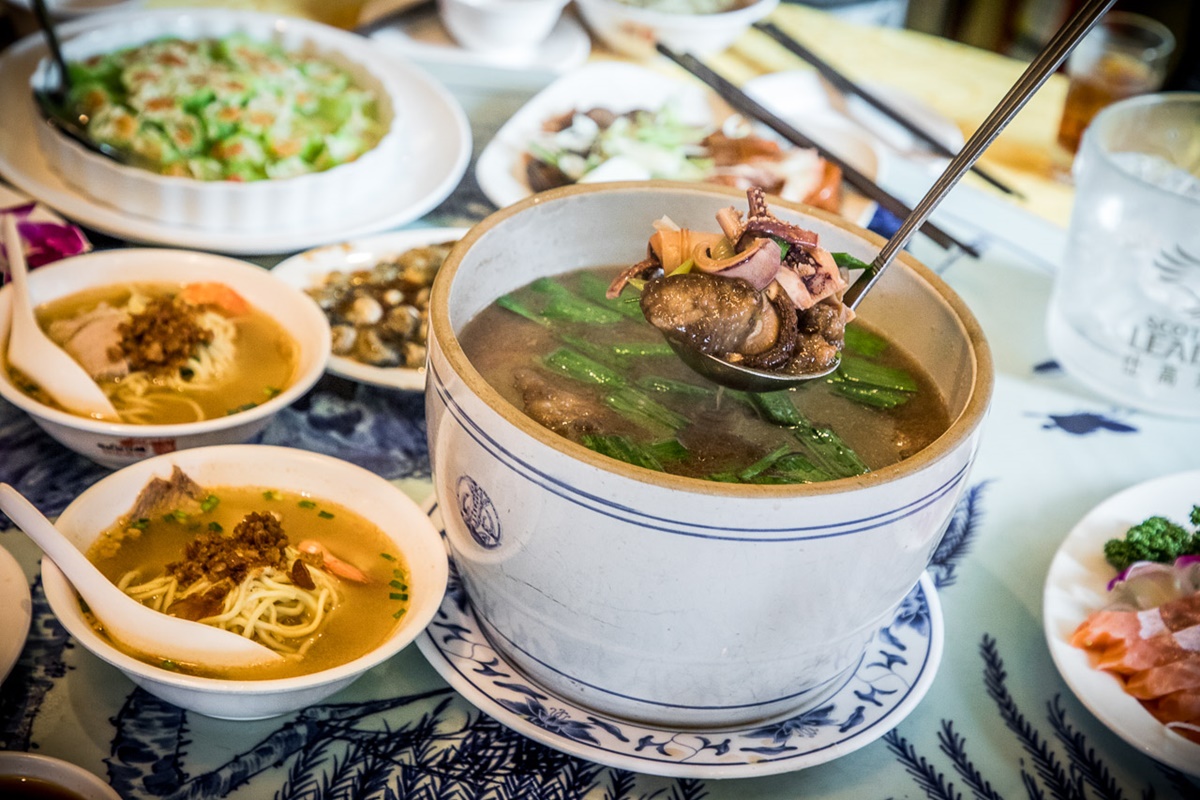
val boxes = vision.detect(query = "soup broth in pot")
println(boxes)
[459,265,951,483]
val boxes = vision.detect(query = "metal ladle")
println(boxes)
[28,0,147,169]
[675,0,1115,393]
[0,484,284,670]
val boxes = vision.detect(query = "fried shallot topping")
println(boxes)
[113,295,213,374]
[167,511,289,586]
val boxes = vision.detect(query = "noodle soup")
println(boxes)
[86,471,410,680]
[8,281,298,425]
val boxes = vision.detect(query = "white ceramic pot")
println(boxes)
[426,182,993,727]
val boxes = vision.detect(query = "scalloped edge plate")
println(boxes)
[417,499,943,779]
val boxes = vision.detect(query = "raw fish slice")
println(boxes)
[1092,630,1191,675]
[1159,591,1200,631]
[1149,687,1200,725]
[1124,654,1200,699]
[1070,608,1141,650]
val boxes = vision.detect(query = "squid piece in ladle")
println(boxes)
[606,187,854,377]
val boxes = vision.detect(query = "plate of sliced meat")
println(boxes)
[1044,470,1200,776]
[475,61,881,227]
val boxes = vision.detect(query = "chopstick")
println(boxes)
[753,21,1023,198]
[655,43,979,257]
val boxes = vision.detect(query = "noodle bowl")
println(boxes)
[41,445,448,720]
[12,281,299,426]
[0,248,330,468]
[88,479,407,679]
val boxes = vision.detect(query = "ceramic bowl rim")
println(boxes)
[0,247,330,435]
[576,0,779,25]
[430,180,994,498]
[40,444,449,696]
[0,750,121,799]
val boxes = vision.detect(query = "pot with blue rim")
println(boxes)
[425,181,993,728]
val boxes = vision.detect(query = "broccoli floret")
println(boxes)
[1103,508,1200,571]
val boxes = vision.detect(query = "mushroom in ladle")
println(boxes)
[607,187,853,379]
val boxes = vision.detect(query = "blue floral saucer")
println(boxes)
[417,503,944,779]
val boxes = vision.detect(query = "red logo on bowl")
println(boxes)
[97,438,178,458]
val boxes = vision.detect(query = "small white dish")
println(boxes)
[439,0,568,54]
[0,751,121,800]
[1044,469,1200,778]
[474,61,882,225]
[367,6,590,83]
[575,0,778,60]
[0,14,471,255]
[743,70,965,158]
[271,227,468,391]
[0,543,32,685]
[418,502,944,778]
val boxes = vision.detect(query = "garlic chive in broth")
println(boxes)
[458,191,951,483]
[85,467,411,680]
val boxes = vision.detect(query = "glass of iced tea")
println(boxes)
[1053,11,1174,175]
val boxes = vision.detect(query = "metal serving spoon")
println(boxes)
[0,484,285,670]
[3,215,121,422]
[28,0,146,169]
[676,0,1116,393]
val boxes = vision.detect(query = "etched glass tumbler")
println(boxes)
[1046,93,1200,416]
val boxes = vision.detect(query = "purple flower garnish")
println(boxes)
[1,201,91,275]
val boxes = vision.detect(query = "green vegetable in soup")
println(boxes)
[459,267,950,484]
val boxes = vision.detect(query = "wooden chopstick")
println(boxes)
[754,21,1023,199]
[655,43,979,257]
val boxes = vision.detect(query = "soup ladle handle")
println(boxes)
[841,0,1117,311]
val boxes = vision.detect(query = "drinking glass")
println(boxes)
[1052,11,1174,175]
[1046,93,1200,417]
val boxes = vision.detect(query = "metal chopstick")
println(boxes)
[851,0,1115,302]
[655,43,980,257]
[753,21,1024,199]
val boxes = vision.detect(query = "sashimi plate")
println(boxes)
[417,501,943,779]
[1044,470,1200,777]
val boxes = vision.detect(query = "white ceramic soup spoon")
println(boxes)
[0,483,284,670]
[3,215,120,422]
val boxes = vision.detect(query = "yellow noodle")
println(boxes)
[113,547,339,654]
